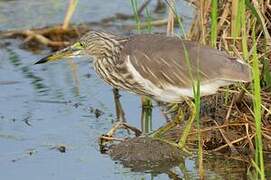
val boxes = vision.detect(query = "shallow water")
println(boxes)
[0,0,258,179]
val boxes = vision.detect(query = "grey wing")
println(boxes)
[126,50,192,89]
[119,34,251,90]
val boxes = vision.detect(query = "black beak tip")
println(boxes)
[34,56,49,65]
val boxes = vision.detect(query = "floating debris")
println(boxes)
[57,145,66,153]
[89,107,104,118]
[50,144,67,153]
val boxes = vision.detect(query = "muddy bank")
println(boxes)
[109,136,182,172]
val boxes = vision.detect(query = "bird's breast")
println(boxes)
[93,58,146,94]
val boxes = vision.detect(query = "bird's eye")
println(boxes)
[79,42,84,47]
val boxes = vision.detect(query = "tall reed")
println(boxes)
[210,0,217,47]
[239,0,266,178]
[166,0,204,177]
[251,22,265,180]
[130,0,141,32]
[62,0,78,30]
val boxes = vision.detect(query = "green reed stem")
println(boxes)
[194,79,204,178]
[231,0,241,41]
[145,7,152,32]
[141,97,153,133]
[168,1,204,176]
[210,0,217,48]
[251,22,265,180]
[240,0,249,61]
[130,0,141,31]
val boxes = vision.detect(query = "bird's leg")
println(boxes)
[160,102,179,122]
[151,104,183,139]
[178,99,196,149]
[101,88,141,139]
[141,96,153,134]
[151,100,195,151]
[113,88,125,123]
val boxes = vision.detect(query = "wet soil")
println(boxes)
[109,136,182,172]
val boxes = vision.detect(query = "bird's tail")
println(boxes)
[221,58,252,83]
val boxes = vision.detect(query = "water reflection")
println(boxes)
[113,151,254,179]
[5,47,48,94]
[67,59,80,96]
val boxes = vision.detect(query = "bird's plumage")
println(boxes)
[88,32,251,102]
[36,31,252,103]
[120,34,251,86]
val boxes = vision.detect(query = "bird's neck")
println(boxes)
[95,36,128,63]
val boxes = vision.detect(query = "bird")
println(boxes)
[35,30,251,149]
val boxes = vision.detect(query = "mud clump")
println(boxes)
[108,136,183,172]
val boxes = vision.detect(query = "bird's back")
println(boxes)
[120,34,251,87]
[116,34,251,102]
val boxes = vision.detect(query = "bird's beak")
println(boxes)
[35,42,84,64]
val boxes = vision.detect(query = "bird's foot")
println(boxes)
[151,108,184,139]
[151,136,191,154]
[105,121,141,137]
[99,121,141,153]
[151,101,195,154]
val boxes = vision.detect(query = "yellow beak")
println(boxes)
[35,42,84,64]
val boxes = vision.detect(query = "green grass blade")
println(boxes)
[130,0,141,32]
[251,159,265,178]
[262,59,271,89]
[240,0,249,60]
[251,22,265,180]
[211,0,217,48]
[145,7,152,33]
[231,0,242,41]
[195,79,204,178]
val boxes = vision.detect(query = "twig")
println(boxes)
[126,18,170,30]
[167,0,175,36]
[99,136,124,142]
[63,0,78,30]
[244,115,255,151]
[224,97,234,125]
[212,134,256,152]
[137,0,152,15]
[212,119,238,153]
[234,83,251,105]
[189,123,247,135]
[23,30,69,47]
[217,2,231,33]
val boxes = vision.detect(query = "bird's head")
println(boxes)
[35,30,122,64]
